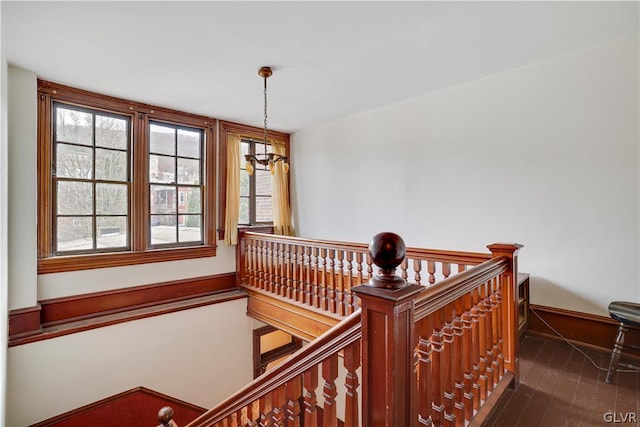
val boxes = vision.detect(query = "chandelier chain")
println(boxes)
[263,77,268,152]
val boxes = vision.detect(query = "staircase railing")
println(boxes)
[178,232,521,427]
[186,311,362,427]
[238,231,491,319]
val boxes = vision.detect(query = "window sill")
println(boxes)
[218,225,274,240]
[38,244,217,274]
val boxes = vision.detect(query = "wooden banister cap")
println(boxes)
[367,232,407,289]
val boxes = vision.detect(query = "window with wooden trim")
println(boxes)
[38,80,216,273]
[240,139,273,226]
[217,121,290,240]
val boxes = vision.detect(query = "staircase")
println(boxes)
[157,232,522,427]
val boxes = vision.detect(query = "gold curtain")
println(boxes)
[224,133,241,245]
[271,143,295,236]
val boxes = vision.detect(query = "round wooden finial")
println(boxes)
[258,66,273,78]
[368,232,407,289]
[158,406,174,426]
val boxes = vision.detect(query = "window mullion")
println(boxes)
[132,112,148,251]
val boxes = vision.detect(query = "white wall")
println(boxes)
[6,298,254,427]
[291,35,640,317]
[1,5,10,422]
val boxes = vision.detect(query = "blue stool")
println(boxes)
[606,301,640,383]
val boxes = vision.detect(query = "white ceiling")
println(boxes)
[2,1,638,133]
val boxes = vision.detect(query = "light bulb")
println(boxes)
[283,162,289,174]
[268,162,275,175]
[246,162,254,176]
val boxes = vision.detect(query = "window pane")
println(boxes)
[177,129,201,158]
[56,107,93,146]
[240,170,250,197]
[96,115,127,149]
[150,185,176,214]
[239,197,249,225]
[96,148,128,181]
[178,187,200,213]
[96,183,128,215]
[57,181,92,215]
[56,144,93,179]
[97,216,128,248]
[57,216,92,252]
[149,124,175,155]
[177,158,200,184]
[151,215,177,245]
[256,196,273,223]
[179,215,201,242]
[256,170,271,196]
[150,154,175,183]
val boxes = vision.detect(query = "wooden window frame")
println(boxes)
[218,121,290,240]
[38,80,216,274]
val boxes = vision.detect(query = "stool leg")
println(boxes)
[606,323,628,384]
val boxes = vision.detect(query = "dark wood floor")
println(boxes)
[487,335,639,427]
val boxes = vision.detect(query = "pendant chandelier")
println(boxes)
[244,66,289,176]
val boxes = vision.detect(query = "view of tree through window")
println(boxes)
[54,103,130,253]
[149,122,203,246]
[240,139,273,225]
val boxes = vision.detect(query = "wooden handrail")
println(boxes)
[185,310,362,427]
[241,231,491,265]
[414,256,509,320]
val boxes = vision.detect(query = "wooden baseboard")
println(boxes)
[30,386,206,427]
[526,304,640,359]
[9,273,241,346]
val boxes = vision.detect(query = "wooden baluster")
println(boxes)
[322,353,339,427]
[452,305,465,427]
[271,385,286,427]
[327,249,336,314]
[476,289,489,403]
[319,248,328,311]
[298,245,306,304]
[495,279,506,377]
[442,262,451,279]
[279,243,286,297]
[250,241,258,288]
[417,334,433,425]
[490,283,501,386]
[345,251,354,314]
[303,367,319,427]
[431,326,445,426]
[461,294,474,423]
[427,260,436,284]
[255,241,263,290]
[259,392,273,427]
[442,311,455,427]
[312,247,320,309]
[400,258,408,282]
[267,242,275,295]
[289,244,298,301]
[470,289,481,412]
[304,246,312,306]
[482,282,496,393]
[343,339,361,427]
[335,250,345,316]
[355,252,364,284]
[230,411,239,427]
[248,400,260,427]
[365,252,373,280]
[286,375,302,427]
[414,258,422,286]
[262,240,269,292]
[457,264,466,273]
[287,244,295,299]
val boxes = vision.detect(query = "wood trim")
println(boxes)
[252,325,303,379]
[8,305,42,338]
[30,386,206,427]
[40,273,237,326]
[217,120,290,240]
[526,304,640,359]
[9,273,243,346]
[36,79,218,274]
[245,287,343,342]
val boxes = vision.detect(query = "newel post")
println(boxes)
[236,229,246,286]
[487,243,523,384]
[352,232,423,427]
